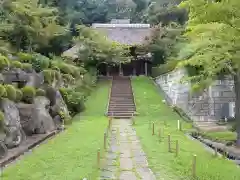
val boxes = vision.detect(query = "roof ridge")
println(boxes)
[92,23,151,28]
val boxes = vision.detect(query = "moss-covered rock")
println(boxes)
[21,86,36,103]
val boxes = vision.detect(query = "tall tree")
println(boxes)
[74,25,130,68]
[1,0,66,52]
[178,0,240,146]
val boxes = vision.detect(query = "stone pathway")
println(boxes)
[100,119,156,180]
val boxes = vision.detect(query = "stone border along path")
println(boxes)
[100,119,156,180]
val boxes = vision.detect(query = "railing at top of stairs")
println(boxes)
[105,76,113,117]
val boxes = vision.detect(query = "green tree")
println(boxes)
[178,0,240,146]
[74,25,130,68]
[143,0,187,25]
[1,0,66,51]
[147,22,185,66]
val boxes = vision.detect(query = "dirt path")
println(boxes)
[100,119,156,180]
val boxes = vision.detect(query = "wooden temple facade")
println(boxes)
[62,19,152,76]
[92,19,152,76]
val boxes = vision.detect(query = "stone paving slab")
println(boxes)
[100,119,156,179]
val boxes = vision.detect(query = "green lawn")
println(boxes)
[132,76,240,180]
[2,81,110,180]
[200,131,236,143]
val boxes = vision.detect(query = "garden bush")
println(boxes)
[11,61,23,69]
[36,88,46,97]
[58,110,71,124]
[62,74,75,84]
[0,54,10,71]
[31,53,50,72]
[152,60,179,78]
[53,70,61,81]
[59,88,85,115]
[4,84,16,101]
[59,63,73,75]
[43,69,54,84]
[21,86,36,103]
[15,89,23,102]
[17,52,33,63]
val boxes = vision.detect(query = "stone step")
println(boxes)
[110,104,134,106]
[109,116,132,119]
[107,112,134,116]
[108,108,136,111]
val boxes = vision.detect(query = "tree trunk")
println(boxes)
[234,72,240,147]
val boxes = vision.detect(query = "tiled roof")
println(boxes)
[92,23,151,45]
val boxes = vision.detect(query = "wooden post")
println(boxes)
[168,134,171,152]
[152,122,155,135]
[175,140,179,157]
[214,147,218,157]
[104,132,107,149]
[107,65,109,76]
[192,155,197,178]
[119,63,123,76]
[158,128,161,138]
[97,148,100,168]
[178,120,182,131]
[132,113,135,125]
[108,117,112,129]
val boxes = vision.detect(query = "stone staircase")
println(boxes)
[107,76,136,119]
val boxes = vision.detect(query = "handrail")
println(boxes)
[105,76,113,116]
[130,76,137,114]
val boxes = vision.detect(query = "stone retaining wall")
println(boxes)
[155,68,235,122]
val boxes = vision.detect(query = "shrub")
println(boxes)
[59,63,73,75]
[22,63,33,72]
[36,88,46,97]
[53,70,61,80]
[11,61,23,69]
[0,54,10,71]
[43,69,54,84]
[15,89,23,102]
[17,52,33,63]
[62,74,75,84]
[32,53,50,72]
[152,60,179,78]
[4,84,16,101]
[21,86,36,103]
[58,110,71,124]
[0,84,6,98]
[59,88,85,115]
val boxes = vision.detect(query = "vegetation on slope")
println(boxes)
[2,81,110,180]
[132,76,240,180]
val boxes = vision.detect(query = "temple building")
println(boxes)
[62,19,152,76]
